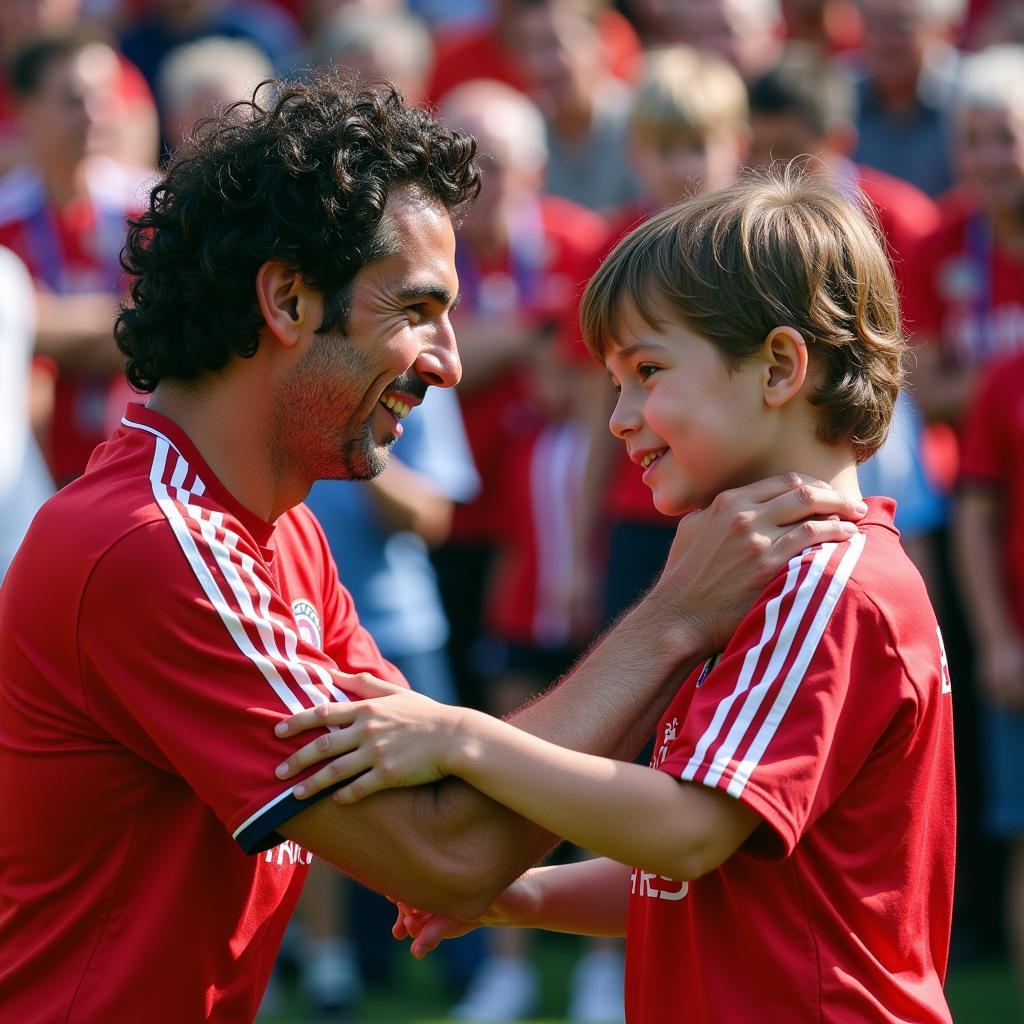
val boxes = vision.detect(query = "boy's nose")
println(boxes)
[608,393,642,439]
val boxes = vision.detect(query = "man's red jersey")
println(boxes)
[0,404,405,1023]
[626,499,955,1024]
[960,351,1024,631]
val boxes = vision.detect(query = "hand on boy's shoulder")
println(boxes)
[654,474,866,654]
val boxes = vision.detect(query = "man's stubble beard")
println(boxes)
[271,328,393,486]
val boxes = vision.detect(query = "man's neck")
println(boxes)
[147,376,302,524]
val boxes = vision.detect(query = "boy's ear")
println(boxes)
[255,260,317,348]
[761,326,808,409]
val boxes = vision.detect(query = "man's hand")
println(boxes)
[655,473,867,655]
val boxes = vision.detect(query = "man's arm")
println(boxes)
[279,476,866,918]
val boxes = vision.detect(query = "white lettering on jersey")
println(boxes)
[652,717,679,771]
[264,839,314,866]
[936,626,952,694]
[630,868,688,902]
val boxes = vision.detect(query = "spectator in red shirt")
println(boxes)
[0,31,154,485]
[905,44,1024,432]
[956,351,1024,1013]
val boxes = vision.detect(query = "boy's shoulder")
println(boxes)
[747,498,940,688]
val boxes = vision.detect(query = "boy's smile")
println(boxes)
[606,306,770,516]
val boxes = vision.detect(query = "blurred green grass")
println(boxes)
[264,931,1019,1024]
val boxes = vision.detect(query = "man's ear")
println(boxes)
[255,260,314,348]
[761,326,808,408]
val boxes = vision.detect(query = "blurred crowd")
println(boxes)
[1,0,1023,1021]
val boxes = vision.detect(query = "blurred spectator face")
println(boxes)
[679,0,782,79]
[957,100,1024,216]
[858,0,948,93]
[632,132,742,204]
[748,111,826,168]
[507,4,602,114]
[21,43,119,169]
[0,0,83,59]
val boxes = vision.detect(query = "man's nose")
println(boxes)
[415,316,461,389]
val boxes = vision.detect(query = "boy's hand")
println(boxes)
[273,677,465,802]
[391,875,538,958]
[656,473,867,655]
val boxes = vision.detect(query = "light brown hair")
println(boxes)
[580,171,905,462]
[629,45,748,147]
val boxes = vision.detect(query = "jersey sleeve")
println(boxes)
[656,537,917,859]
[77,515,399,856]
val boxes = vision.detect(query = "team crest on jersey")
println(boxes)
[292,599,322,650]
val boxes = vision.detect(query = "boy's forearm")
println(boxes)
[443,706,756,881]
[518,859,630,936]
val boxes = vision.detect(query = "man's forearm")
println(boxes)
[506,593,703,757]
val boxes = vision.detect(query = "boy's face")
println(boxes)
[956,102,1024,216]
[631,130,743,207]
[604,307,770,515]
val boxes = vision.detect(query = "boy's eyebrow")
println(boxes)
[394,283,462,311]
[608,338,668,360]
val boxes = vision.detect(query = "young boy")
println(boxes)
[275,174,956,1023]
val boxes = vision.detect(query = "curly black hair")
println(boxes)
[114,76,480,391]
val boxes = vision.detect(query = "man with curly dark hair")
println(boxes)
[0,76,866,1022]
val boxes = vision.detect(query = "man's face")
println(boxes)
[276,188,461,483]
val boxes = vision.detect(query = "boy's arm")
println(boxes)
[280,684,760,883]
[397,859,632,959]
[954,488,1024,709]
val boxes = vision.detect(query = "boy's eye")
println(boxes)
[637,363,659,380]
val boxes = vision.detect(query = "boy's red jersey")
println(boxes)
[626,499,955,1023]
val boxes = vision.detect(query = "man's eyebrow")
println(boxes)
[394,283,461,310]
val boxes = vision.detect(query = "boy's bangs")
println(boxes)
[581,227,677,362]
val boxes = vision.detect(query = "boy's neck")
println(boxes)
[759,442,863,504]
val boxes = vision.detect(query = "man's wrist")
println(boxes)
[629,583,712,664]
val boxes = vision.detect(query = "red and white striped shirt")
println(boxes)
[626,498,955,1023]
[0,403,405,1023]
